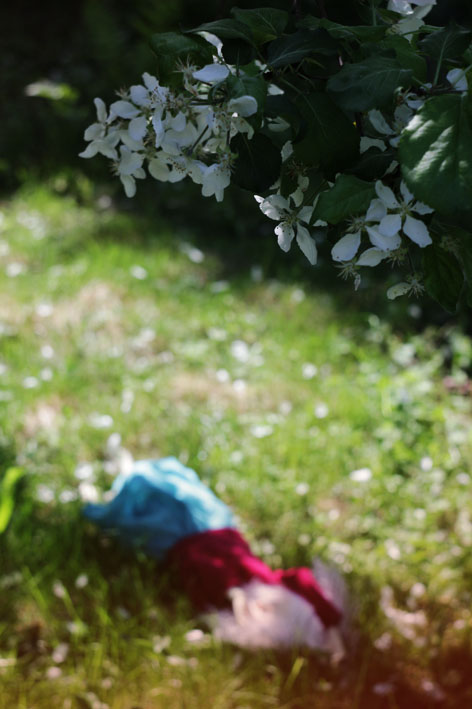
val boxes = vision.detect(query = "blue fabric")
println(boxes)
[83,457,235,559]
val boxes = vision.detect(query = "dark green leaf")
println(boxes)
[293,92,359,173]
[399,93,472,214]
[0,467,24,534]
[221,39,256,65]
[267,30,334,69]
[150,32,213,62]
[423,245,463,312]
[375,36,427,82]
[187,19,254,44]
[419,23,472,60]
[314,175,375,225]
[231,7,288,45]
[301,17,387,43]
[327,56,413,112]
[347,147,396,181]
[231,133,281,192]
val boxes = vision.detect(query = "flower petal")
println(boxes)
[446,68,468,92]
[375,181,399,209]
[192,64,230,83]
[110,100,140,119]
[227,95,258,117]
[366,226,402,251]
[170,112,186,132]
[399,181,414,204]
[368,109,395,136]
[413,200,434,215]
[79,143,99,159]
[84,123,103,141]
[387,282,411,300]
[357,247,389,267]
[281,141,293,162]
[129,116,148,141]
[275,222,295,252]
[120,174,136,198]
[130,85,149,106]
[258,194,289,221]
[331,232,361,262]
[148,158,170,181]
[118,146,144,175]
[378,213,402,237]
[360,137,387,153]
[94,97,107,123]
[296,224,317,265]
[403,215,432,247]
[142,72,159,91]
[365,198,387,222]
[298,206,313,223]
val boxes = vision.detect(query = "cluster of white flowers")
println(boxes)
[330,180,433,294]
[79,0,467,303]
[80,64,257,201]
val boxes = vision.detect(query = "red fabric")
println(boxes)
[167,528,342,627]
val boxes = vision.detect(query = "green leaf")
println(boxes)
[0,467,24,534]
[347,147,396,181]
[422,245,463,312]
[293,92,359,173]
[327,56,413,112]
[267,30,333,69]
[150,32,213,62]
[221,39,256,65]
[231,7,288,45]
[301,17,387,43]
[314,175,375,225]
[226,74,267,112]
[187,19,254,44]
[419,23,472,60]
[231,133,281,192]
[399,93,472,214]
[375,36,427,82]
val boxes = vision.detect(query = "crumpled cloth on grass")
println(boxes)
[83,457,235,558]
[167,527,342,627]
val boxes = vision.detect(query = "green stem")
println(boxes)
[433,42,447,86]
[371,0,377,26]
[189,125,209,153]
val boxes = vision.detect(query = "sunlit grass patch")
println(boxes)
[1,185,472,707]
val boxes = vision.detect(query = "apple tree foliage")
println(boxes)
[80,0,472,312]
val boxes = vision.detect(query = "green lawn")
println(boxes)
[1,183,472,708]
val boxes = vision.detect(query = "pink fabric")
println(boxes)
[167,528,342,627]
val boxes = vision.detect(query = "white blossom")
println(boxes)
[447,68,468,93]
[373,181,433,248]
[255,194,317,265]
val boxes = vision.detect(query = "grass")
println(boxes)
[1,181,472,708]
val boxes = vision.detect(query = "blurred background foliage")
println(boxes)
[1,0,471,325]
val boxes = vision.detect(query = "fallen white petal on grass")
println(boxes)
[75,573,89,589]
[349,467,372,482]
[250,424,273,439]
[6,262,26,277]
[130,265,148,280]
[52,643,69,664]
[302,363,318,379]
[89,413,113,429]
[314,403,329,419]
[295,482,309,496]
